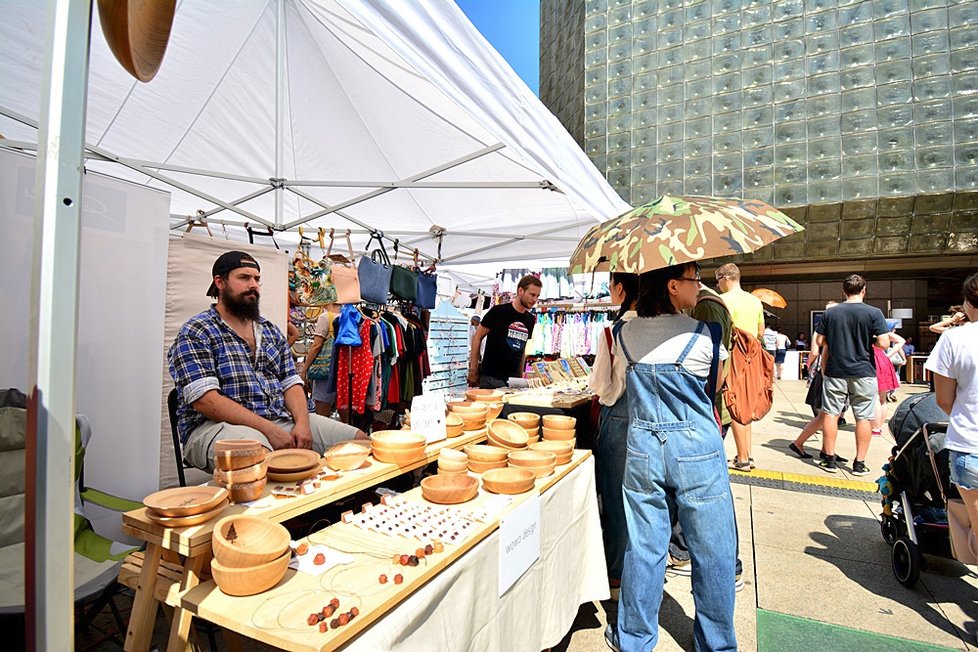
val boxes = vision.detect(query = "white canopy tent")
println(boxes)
[0,0,629,269]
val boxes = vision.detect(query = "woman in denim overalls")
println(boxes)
[607,263,738,652]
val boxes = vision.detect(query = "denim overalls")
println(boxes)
[616,320,737,652]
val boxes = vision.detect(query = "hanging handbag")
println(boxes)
[307,333,334,380]
[389,240,419,301]
[357,232,393,304]
[414,248,437,308]
[329,230,361,304]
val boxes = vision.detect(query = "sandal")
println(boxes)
[789,442,813,459]
[728,457,751,472]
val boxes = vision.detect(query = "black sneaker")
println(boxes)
[604,624,621,652]
[818,457,838,473]
[851,460,871,476]
[820,450,848,463]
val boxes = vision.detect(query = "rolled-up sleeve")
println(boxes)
[169,326,220,404]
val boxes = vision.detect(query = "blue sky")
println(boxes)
[455,0,540,95]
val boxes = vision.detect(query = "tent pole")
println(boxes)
[27,1,92,649]
[274,0,285,228]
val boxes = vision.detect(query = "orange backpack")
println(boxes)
[722,326,775,425]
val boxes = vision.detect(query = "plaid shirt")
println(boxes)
[168,306,302,443]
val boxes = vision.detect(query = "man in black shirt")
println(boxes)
[468,275,542,389]
[814,274,889,475]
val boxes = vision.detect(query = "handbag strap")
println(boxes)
[366,231,390,265]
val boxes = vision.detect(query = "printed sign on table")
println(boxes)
[498,492,541,596]
[411,391,447,444]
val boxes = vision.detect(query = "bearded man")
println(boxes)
[169,251,364,471]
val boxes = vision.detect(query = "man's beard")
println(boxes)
[519,295,535,310]
[222,287,261,321]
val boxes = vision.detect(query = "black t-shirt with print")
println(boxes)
[815,301,888,378]
[479,302,535,380]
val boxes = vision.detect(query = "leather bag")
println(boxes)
[357,235,392,304]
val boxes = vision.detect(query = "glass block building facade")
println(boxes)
[540,0,978,266]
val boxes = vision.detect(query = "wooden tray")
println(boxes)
[265,449,321,473]
[143,486,229,517]
[145,499,230,528]
[266,465,320,483]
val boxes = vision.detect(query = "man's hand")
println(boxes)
[467,370,479,387]
[290,422,314,450]
[262,423,294,450]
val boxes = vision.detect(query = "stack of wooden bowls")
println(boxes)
[370,430,427,464]
[324,440,371,471]
[212,440,269,502]
[486,419,529,450]
[448,402,488,431]
[142,485,230,528]
[541,415,576,442]
[263,448,323,484]
[508,450,556,478]
[481,467,536,495]
[466,388,504,403]
[463,443,509,473]
[421,474,479,504]
[210,515,291,596]
[445,413,464,438]
[507,412,540,442]
[529,439,574,465]
[437,448,468,475]
[473,401,503,421]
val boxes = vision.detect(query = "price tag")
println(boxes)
[498,492,540,596]
[410,391,447,444]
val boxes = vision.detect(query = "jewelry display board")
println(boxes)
[423,301,470,395]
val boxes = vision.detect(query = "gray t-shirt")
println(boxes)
[617,314,727,378]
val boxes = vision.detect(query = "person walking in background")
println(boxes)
[604,262,735,652]
[775,327,790,380]
[926,272,978,571]
[762,322,778,358]
[468,275,541,389]
[588,272,639,602]
[715,262,765,472]
[815,275,890,476]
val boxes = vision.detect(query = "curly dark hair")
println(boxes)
[636,262,699,318]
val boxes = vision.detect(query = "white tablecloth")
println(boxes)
[347,456,609,651]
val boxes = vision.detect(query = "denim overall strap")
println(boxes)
[704,321,722,407]
[675,321,706,365]
[612,319,631,364]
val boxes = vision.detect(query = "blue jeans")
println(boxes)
[951,450,978,490]
[597,397,629,581]
[616,325,737,652]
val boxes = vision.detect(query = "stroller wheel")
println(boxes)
[880,515,899,545]
[892,537,922,588]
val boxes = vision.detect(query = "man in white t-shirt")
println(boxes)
[925,272,978,550]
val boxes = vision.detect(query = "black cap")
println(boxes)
[207,251,260,297]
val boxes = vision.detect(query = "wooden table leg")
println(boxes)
[124,541,162,652]
[165,553,206,652]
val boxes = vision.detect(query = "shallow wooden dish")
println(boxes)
[371,445,426,465]
[264,449,321,473]
[448,402,488,416]
[437,459,468,474]
[421,474,479,504]
[508,412,540,428]
[488,420,529,448]
[529,440,574,464]
[542,414,577,430]
[487,431,525,450]
[145,499,229,528]
[212,515,291,568]
[464,444,510,462]
[324,441,371,471]
[459,413,487,432]
[265,466,320,483]
[468,458,508,474]
[542,426,576,441]
[482,467,536,495]
[509,460,555,478]
[474,401,504,421]
[213,440,266,471]
[466,388,504,402]
[213,461,267,486]
[439,448,468,464]
[370,430,426,449]
[143,485,229,517]
[211,550,290,596]
[508,450,556,467]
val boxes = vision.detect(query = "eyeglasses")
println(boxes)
[677,277,701,283]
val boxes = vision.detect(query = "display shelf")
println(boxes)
[423,302,470,396]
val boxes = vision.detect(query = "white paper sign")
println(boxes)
[411,391,447,444]
[498,492,541,596]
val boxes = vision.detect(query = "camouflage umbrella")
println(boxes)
[568,195,804,274]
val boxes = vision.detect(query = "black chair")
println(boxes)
[167,388,187,487]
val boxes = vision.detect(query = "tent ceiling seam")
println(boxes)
[283,0,304,223]
[441,220,587,264]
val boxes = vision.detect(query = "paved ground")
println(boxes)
[67,379,976,651]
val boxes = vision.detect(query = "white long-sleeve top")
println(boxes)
[588,311,637,406]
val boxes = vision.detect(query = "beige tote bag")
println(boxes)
[947,499,978,566]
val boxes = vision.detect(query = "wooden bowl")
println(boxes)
[524,427,540,442]
[464,444,510,462]
[439,448,468,464]
[371,445,426,465]
[446,424,464,438]
[211,550,290,596]
[445,413,465,438]
[466,389,504,402]
[264,449,321,473]
[508,412,540,429]
[482,467,536,495]
[324,441,371,471]
[542,426,576,441]
[213,461,267,486]
[212,515,291,568]
[488,420,529,448]
[508,450,556,467]
[437,459,469,474]
[421,474,479,504]
[448,402,488,416]
[213,440,266,471]
[143,485,229,517]
[214,477,267,503]
[474,401,504,421]
[542,415,577,430]
[529,440,574,464]
[459,413,487,432]
[468,458,508,474]
[370,430,426,450]
[509,460,555,478]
